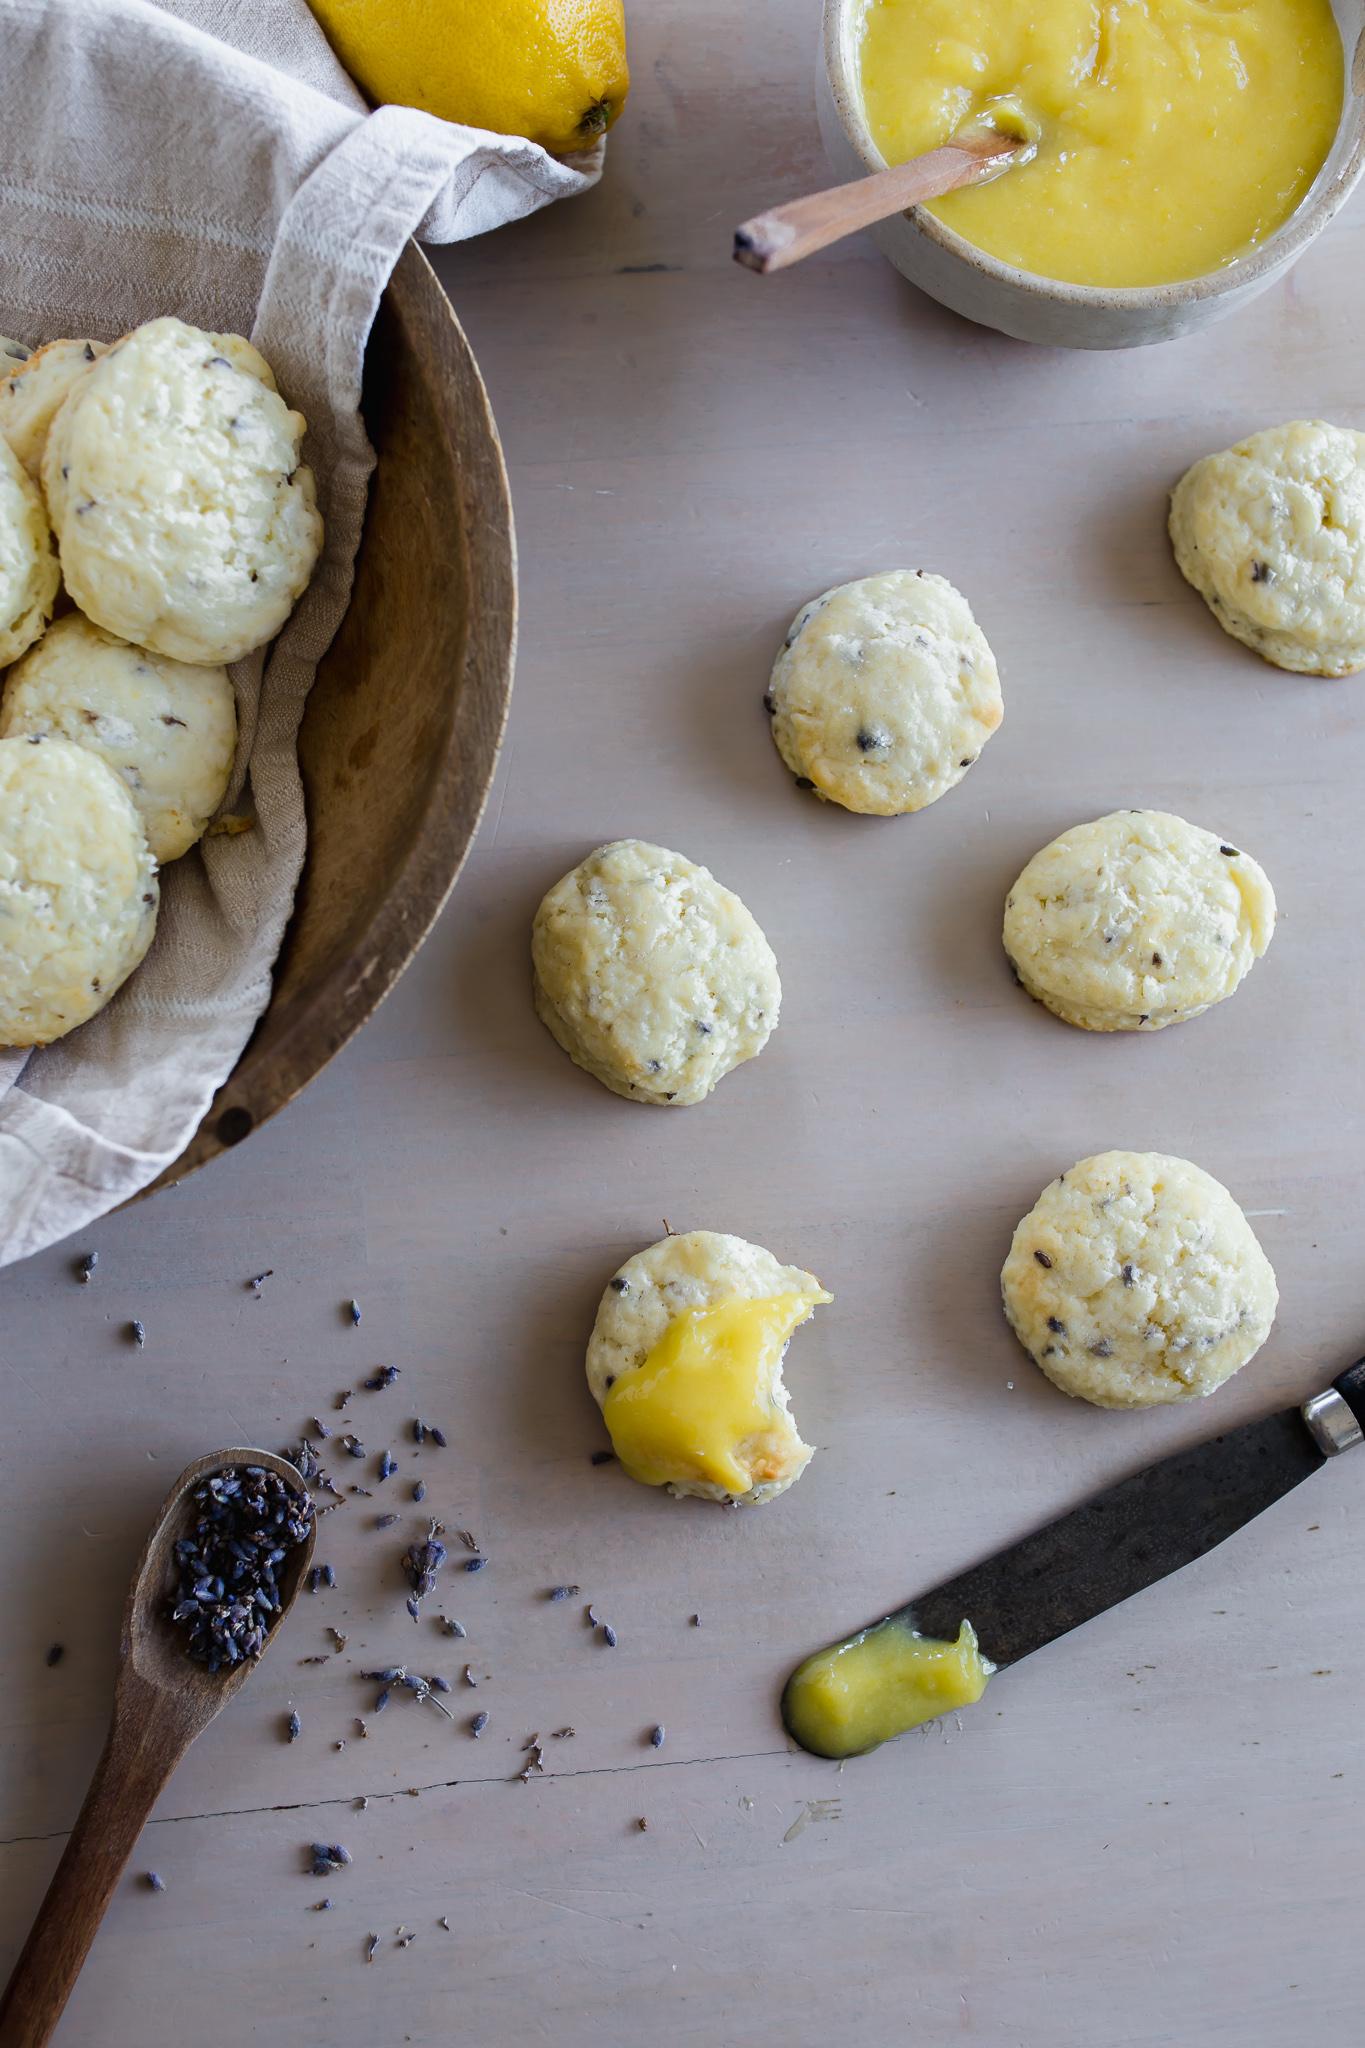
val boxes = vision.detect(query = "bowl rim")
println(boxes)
[823,0,1365,309]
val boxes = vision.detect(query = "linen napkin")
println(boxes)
[0,0,600,1267]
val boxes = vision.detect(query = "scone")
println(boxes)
[1169,421,1365,676]
[0,435,60,667]
[0,338,108,484]
[586,1229,831,1503]
[532,839,780,1105]
[43,317,323,665]
[0,735,159,1046]
[1003,810,1276,1031]
[0,613,237,864]
[766,570,1003,814]
[1001,1151,1277,1408]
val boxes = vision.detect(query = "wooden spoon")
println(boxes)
[0,1449,315,2048]
[734,132,1021,274]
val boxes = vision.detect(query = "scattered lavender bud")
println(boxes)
[247,1270,274,1294]
[431,1676,452,1694]
[378,1451,398,1481]
[312,1419,333,1440]
[407,1597,421,1622]
[376,1513,399,1529]
[313,1899,333,1910]
[470,1711,488,1737]
[335,1740,346,1751]
[463,1665,477,1688]
[363,1666,405,1682]
[366,1934,379,1963]
[650,1725,665,1748]
[548,1586,579,1601]
[412,1419,426,1444]
[78,1251,98,1282]
[413,1480,426,1503]
[347,1299,361,1326]
[129,1320,146,1349]
[464,1558,486,1574]
[398,1931,416,1948]
[428,1426,448,1448]
[439,1916,450,1931]
[306,1566,322,1594]
[343,1436,365,1459]
[442,1619,466,1638]
[399,1674,426,1691]
[145,1872,165,1892]
[321,1565,336,1589]
[603,1624,618,1648]
[690,1614,701,1626]
[365,1365,401,1391]
[46,1644,63,1667]
[374,1688,390,1713]
[455,1529,478,1551]
[286,1711,301,1742]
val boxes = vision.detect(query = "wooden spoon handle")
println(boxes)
[0,1686,197,2048]
[734,137,1017,274]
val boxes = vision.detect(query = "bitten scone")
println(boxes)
[586,1229,831,1503]
[0,735,159,1046]
[0,436,60,667]
[43,317,323,665]
[1169,421,1365,676]
[0,613,237,863]
[0,338,108,484]
[1001,1151,1278,1408]
[532,839,780,1105]
[766,570,1003,814]
[1003,810,1276,1031]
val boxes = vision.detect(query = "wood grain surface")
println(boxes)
[2,2,1364,2043]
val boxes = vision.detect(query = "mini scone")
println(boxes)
[766,570,1002,814]
[1003,810,1275,1031]
[0,435,60,667]
[0,613,237,864]
[43,317,323,666]
[586,1229,831,1503]
[1169,421,1365,676]
[532,839,780,1104]
[0,735,159,1046]
[0,338,108,485]
[1001,1151,1277,1408]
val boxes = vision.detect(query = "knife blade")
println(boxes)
[782,1360,1365,1757]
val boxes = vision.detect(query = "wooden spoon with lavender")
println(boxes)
[0,1450,315,2048]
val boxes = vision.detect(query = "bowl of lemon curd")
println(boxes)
[819,0,1365,346]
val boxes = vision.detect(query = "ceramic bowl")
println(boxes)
[819,0,1365,348]
[137,241,516,1193]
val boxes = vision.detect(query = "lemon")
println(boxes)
[308,0,629,157]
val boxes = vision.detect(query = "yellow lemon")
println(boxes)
[308,0,629,157]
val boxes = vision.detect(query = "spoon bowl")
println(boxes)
[0,1449,315,2048]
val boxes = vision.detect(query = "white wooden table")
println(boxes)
[3,3,1364,2040]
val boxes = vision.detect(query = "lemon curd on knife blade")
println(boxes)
[858,0,1344,288]
[602,1292,829,1498]
[782,1616,994,1758]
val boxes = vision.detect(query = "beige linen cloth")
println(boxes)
[0,0,600,1266]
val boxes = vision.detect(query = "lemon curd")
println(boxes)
[602,1292,830,1496]
[782,1616,994,1758]
[858,0,1344,288]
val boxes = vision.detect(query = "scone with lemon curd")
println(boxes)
[587,1230,831,1503]
[1169,422,1365,676]
[1004,810,1275,1031]
[0,735,159,1046]
[0,339,108,485]
[532,839,780,1104]
[0,613,237,864]
[0,436,59,667]
[44,318,322,666]
[767,570,1002,815]
[1001,1151,1277,1409]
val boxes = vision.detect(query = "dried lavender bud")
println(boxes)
[306,1567,322,1594]
[376,1513,399,1529]
[399,1673,426,1691]
[247,1270,273,1293]
[464,1557,485,1574]
[45,1644,63,1667]
[407,1596,422,1621]
[129,1319,146,1349]
[470,1711,488,1737]
[374,1688,391,1712]
[455,1529,478,1551]
[78,1251,98,1282]
[313,1898,333,1910]
[463,1665,477,1688]
[590,1450,615,1466]
[286,1711,301,1742]
[431,1676,452,1694]
[650,1725,664,1748]
[398,1931,416,1948]
[363,1365,400,1390]
[413,1481,426,1503]
[412,1418,426,1444]
[343,1436,365,1459]
[602,1624,618,1648]
[690,1614,701,1626]
[427,1426,448,1449]
[312,1419,333,1440]
[321,1564,336,1589]
[308,1843,350,1877]
[362,1666,404,1681]
[165,1463,313,1671]
[442,1619,466,1638]
[347,1299,361,1326]
[548,1586,579,1601]
[145,1872,165,1892]
[378,1452,398,1481]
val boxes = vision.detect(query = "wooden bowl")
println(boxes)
[138,241,515,1195]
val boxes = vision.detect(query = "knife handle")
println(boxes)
[1331,1358,1365,1429]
